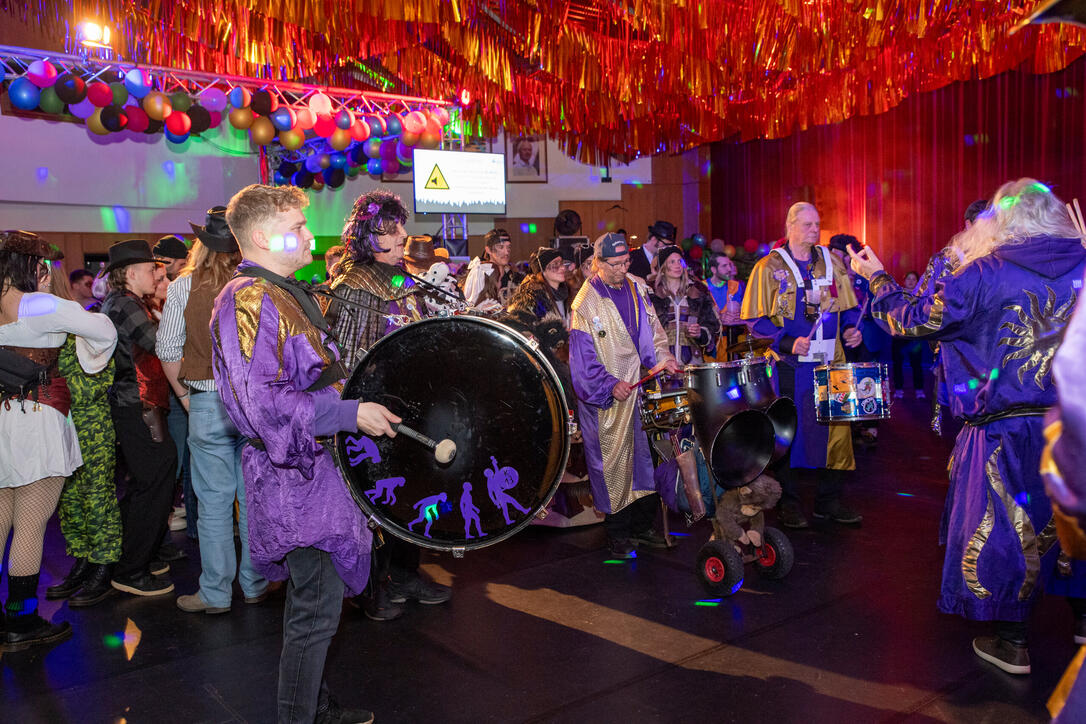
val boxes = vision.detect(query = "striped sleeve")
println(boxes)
[156,274,191,363]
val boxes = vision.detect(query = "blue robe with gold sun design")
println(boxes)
[870,236,1086,621]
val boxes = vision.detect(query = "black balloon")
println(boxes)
[99,105,128,132]
[350,145,367,165]
[278,161,299,177]
[250,89,278,116]
[187,104,211,134]
[54,73,87,104]
[145,118,164,134]
[324,168,346,188]
[292,170,314,188]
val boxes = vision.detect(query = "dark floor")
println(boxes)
[1,392,1078,723]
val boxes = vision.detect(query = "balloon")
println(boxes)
[27,60,58,88]
[329,153,348,170]
[279,129,304,150]
[200,87,228,112]
[757,242,771,256]
[109,81,129,106]
[324,168,346,188]
[363,137,383,159]
[170,91,192,112]
[329,127,351,151]
[723,244,736,258]
[249,116,276,145]
[278,161,299,177]
[86,108,110,135]
[346,165,361,178]
[165,111,192,136]
[350,145,367,165]
[366,158,382,175]
[689,245,704,261]
[400,130,420,147]
[145,119,164,135]
[432,106,451,126]
[395,142,413,166]
[250,89,278,116]
[164,130,189,144]
[383,114,403,136]
[187,104,211,134]
[350,119,370,142]
[207,110,223,129]
[334,108,354,130]
[124,68,151,98]
[743,238,759,254]
[419,129,441,149]
[318,153,331,170]
[54,73,86,104]
[304,155,324,173]
[292,170,314,188]
[86,82,112,107]
[8,78,40,110]
[308,93,332,116]
[680,237,693,251]
[69,97,97,119]
[295,107,316,130]
[99,105,128,132]
[313,113,336,138]
[37,86,64,114]
[143,92,172,121]
[364,114,387,137]
[379,140,398,162]
[270,107,296,131]
[229,107,255,130]
[381,158,399,175]
[692,233,707,247]
[229,86,251,109]
[274,171,287,186]
[402,111,426,134]
[124,104,150,132]
[311,175,324,191]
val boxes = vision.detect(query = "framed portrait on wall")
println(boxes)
[506,133,547,183]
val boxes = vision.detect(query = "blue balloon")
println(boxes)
[329,153,348,170]
[164,130,189,144]
[9,77,41,111]
[304,155,324,173]
[124,69,151,99]
[270,107,295,131]
[384,114,403,136]
[273,171,287,185]
[366,158,382,175]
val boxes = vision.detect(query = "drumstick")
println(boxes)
[1068,201,1085,237]
[1076,199,1086,238]
[632,360,669,389]
[393,423,457,464]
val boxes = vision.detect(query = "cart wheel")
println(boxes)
[696,540,745,596]
[754,526,794,579]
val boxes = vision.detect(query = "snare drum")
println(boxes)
[813,362,892,422]
[639,373,691,432]
[336,316,571,553]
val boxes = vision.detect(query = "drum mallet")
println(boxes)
[632,360,670,389]
[393,423,457,464]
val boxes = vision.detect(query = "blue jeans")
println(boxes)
[167,392,197,537]
[188,390,266,607]
[279,547,344,724]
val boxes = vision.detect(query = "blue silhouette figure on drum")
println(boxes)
[484,457,529,525]
[408,492,448,538]
[461,482,486,539]
[345,435,381,467]
[365,476,405,505]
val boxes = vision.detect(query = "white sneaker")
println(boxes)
[915,390,926,400]
[893,390,904,399]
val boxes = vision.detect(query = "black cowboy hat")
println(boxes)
[153,234,190,260]
[188,206,239,253]
[648,220,677,242]
[105,239,163,272]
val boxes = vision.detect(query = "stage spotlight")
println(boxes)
[77,21,113,50]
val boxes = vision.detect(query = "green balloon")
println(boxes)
[38,86,65,114]
[170,91,192,112]
[110,82,129,107]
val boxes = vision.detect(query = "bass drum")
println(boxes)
[336,316,571,552]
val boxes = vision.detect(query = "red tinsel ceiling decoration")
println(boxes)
[8,0,1086,164]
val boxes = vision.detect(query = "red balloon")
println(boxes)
[207,110,223,129]
[165,111,192,136]
[313,113,337,138]
[296,107,316,130]
[87,82,113,107]
[402,110,427,135]
[743,238,759,254]
[124,104,150,133]
[350,119,370,142]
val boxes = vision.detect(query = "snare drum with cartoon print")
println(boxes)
[813,362,892,422]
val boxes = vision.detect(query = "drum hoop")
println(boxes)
[814,362,884,372]
[336,315,572,553]
[686,360,768,370]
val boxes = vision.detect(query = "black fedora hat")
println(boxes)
[188,206,238,253]
[153,234,189,260]
[106,239,162,272]
[648,220,677,242]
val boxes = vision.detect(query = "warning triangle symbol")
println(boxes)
[424,165,449,190]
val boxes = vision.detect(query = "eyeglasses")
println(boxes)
[603,258,631,269]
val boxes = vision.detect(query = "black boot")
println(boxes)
[45,558,89,600]
[4,573,72,652]
[69,563,116,608]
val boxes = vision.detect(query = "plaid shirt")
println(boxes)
[101,290,163,408]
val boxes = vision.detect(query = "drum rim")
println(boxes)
[813,362,885,372]
[336,315,572,553]
[685,359,770,370]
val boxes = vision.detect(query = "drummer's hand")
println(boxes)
[357,402,401,437]
[612,380,634,402]
[843,327,863,348]
[792,336,811,355]
[847,245,885,280]
[664,358,683,375]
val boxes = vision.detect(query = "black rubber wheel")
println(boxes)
[696,540,745,596]
[754,526,794,579]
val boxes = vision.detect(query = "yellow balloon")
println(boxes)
[87,108,110,136]
[280,129,304,150]
[329,127,352,151]
[249,116,276,146]
[143,91,172,121]
[229,107,254,130]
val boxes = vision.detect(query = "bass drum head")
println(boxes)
[336,316,570,552]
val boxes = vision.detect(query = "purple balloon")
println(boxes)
[200,87,228,112]
[69,97,97,119]
[381,158,399,174]
[379,141,398,162]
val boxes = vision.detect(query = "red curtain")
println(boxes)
[710,58,1086,278]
